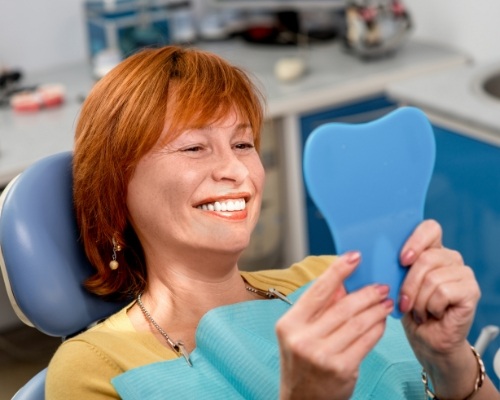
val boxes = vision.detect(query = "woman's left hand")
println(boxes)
[397,219,493,399]
[398,219,480,356]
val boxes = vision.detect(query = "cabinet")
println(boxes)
[425,124,500,384]
[299,95,397,255]
[240,119,284,270]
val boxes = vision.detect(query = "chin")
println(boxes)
[210,241,251,257]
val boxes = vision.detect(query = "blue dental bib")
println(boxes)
[112,283,424,399]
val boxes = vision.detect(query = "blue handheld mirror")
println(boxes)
[303,107,435,317]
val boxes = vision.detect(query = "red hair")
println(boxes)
[73,45,265,298]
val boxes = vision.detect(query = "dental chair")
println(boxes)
[0,151,128,400]
[475,325,500,389]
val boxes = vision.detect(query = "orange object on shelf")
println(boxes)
[10,84,65,112]
[10,92,41,112]
[38,84,65,108]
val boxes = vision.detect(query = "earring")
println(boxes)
[109,237,122,270]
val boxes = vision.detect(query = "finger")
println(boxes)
[410,264,462,322]
[399,248,463,313]
[400,219,443,266]
[312,306,390,374]
[286,251,361,324]
[306,283,390,339]
[334,319,386,372]
[322,297,394,354]
[422,267,480,321]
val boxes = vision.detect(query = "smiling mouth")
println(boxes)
[196,199,246,212]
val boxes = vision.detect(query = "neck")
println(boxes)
[128,256,254,351]
[147,263,250,314]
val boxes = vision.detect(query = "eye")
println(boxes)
[182,145,203,152]
[234,142,255,150]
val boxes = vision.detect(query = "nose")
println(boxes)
[211,148,249,184]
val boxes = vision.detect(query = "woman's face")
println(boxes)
[126,109,265,263]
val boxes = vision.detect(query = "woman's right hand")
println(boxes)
[275,252,393,400]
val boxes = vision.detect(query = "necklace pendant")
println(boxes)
[137,293,193,367]
[245,284,293,305]
[174,341,193,367]
[268,288,293,305]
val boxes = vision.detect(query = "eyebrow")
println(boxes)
[235,123,251,129]
[202,122,252,131]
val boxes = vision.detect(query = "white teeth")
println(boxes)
[198,199,246,212]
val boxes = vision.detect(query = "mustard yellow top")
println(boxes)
[45,256,334,399]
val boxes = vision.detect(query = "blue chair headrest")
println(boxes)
[0,152,127,338]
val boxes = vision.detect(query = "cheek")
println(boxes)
[126,161,168,230]
[126,177,179,243]
[252,159,266,192]
[127,162,201,222]
[126,176,153,232]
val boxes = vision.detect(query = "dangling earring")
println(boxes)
[109,236,122,270]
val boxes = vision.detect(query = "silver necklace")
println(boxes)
[244,285,293,305]
[136,293,193,366]
[136,285,292,367]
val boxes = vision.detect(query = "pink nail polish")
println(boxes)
[382,298,394,309]
[402,249,415,265]
[412,310,425,325]
[399,294,410,313]
[375,284,390,297]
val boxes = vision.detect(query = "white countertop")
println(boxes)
[0,63,95,186]
[0,39,467,187]
[387,60,500,144]
[198,39,468,118]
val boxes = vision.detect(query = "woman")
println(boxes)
[46,45,499,399]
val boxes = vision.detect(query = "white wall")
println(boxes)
[1,1,500,73]
[405,0,500,64]
[0,0,87,73]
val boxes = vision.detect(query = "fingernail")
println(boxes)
[413,311,423,325]
[344,251,361,264]
[375,284,390,297]
[401,249,415,265]
[382,298,394,310]
[399,294,411,313]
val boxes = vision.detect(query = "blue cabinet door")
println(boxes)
[425,124,500,385]
[300,95,397,255]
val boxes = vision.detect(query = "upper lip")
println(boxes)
[193,192,251,207]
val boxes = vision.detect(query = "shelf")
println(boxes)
[209,0,345,10]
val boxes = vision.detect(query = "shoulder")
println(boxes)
[241,255,336,295]
[46,303,175,399]
[46,335,122,399]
